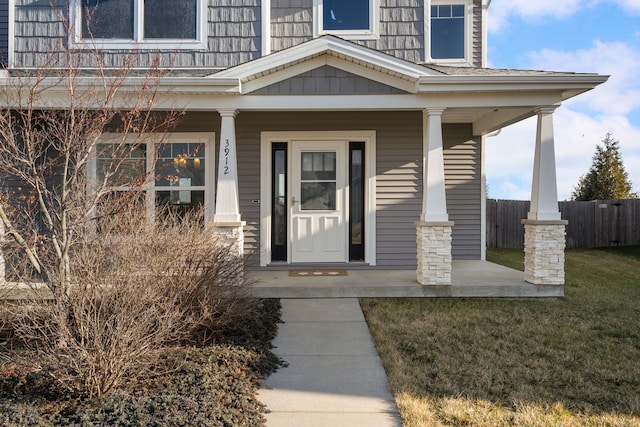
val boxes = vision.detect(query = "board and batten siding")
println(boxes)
[12,0,262,69]
[217,111,481,268]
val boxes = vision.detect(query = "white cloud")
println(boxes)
[488,0,586,32]
[485,3,640,200]
[527,41,640,116]
[617,0,640,12]
[487,108,640,200]
[488,0,640,33]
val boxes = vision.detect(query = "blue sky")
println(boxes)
[485,0,640,200]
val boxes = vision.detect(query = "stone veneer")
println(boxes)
[213,222,246,285]
[416,221,454,285]
[213,222,246,257]
[522,220,568,285]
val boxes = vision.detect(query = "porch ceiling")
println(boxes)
[443,106,534,135]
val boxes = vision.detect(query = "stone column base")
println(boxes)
[213,222,246,257]
[416,221,454,286]
[212,222,246,286]
[522,219,568,285]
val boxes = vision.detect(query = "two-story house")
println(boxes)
[0,0,607,295]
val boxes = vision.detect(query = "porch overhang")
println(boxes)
[0,35,607,137]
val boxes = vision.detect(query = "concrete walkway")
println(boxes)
[259,298,402,427]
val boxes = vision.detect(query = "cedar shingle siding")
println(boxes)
[0,0,8,66]
[13,0,483,68]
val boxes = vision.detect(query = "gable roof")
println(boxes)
[207,35,606,101]
[212,35,443,94]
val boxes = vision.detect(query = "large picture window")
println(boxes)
[314,0,379,40]
[428,1,470,62]
[73,0,207,49]
[90,133,214,223]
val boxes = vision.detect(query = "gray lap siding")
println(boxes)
[203,111,482,268]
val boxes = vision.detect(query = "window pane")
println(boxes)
[452,5,465,17]
[82,0,134,39]
[323,0,370,31]
[301,182,336,210]
[96,143,146,187]
[155,190,204,218]
[431,14,465,59]
[272,147,287,249]
[351,149,363,245]
[155,143,205,187]
[96,191,146,234]
[301,152,336,181]
[144,0,197,39]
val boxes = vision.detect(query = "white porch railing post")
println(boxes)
[522,106,567,285]
[416,108,454,286]
[214,109,245,259]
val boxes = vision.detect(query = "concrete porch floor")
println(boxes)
[250,260,564,298]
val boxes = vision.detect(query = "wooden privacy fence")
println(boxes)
[486,199,640,249]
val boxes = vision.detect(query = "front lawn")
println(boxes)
[361,247,640,426]
[0,299,283,426]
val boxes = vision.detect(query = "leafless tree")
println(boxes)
[0,3,253,398]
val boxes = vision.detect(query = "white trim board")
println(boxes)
[260,131,377,267]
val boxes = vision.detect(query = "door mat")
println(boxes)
[289,269,348,277]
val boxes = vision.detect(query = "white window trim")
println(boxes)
[70,0,208,50]
[89,132,215,224]
[259,131,377,267]
[425,0,473,65]
[313,0,380,40]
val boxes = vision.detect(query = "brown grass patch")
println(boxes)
[362,247,640,426]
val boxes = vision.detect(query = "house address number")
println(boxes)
[224,139,230,175]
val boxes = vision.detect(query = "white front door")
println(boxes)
[290,140,347,263]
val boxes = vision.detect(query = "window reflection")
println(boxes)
[300,151,337,211]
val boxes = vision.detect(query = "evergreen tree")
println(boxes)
[572,133,638,201]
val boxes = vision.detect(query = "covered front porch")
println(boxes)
[250,261,563,298]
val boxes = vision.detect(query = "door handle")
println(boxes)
[291,196,297,206]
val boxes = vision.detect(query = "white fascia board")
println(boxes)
[35,76,240,93]
[143,91,566,111]
[213,36,440,82]
[417,74,609,100]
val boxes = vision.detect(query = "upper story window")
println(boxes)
[428,1,471,64]
[314,0,380,40]
[72,0,207,50]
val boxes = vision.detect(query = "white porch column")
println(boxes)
[214,109,245,258]
[416,108,454,286]
[529,107,561,222]
[522,107,567,285]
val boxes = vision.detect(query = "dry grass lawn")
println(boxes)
[361,247,640,426]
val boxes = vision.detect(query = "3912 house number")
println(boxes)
[223,139,230,175]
